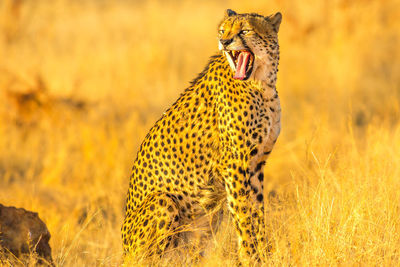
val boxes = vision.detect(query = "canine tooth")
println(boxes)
[224,51,236,72]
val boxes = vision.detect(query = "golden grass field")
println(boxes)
[1,0,400,265]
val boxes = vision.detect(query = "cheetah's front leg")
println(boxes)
[221,160,267,264]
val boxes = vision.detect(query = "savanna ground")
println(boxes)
[1,0,400,266]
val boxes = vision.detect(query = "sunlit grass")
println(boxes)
[0,0,400,265]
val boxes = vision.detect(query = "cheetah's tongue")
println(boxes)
[233,51,251,80]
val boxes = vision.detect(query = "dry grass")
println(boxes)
[1,0,400,265]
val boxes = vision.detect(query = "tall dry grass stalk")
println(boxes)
[1,0,400,265]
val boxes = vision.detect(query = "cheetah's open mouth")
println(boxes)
[223,50,254,80]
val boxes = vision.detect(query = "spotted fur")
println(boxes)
[122,9,282,264]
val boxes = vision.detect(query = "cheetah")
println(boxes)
[122,9,282,264]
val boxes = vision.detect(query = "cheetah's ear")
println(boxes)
[225,9,237,17]
[266,12,282,33]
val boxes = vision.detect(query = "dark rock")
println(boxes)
[0,204,53,265]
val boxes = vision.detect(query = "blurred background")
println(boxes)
[1,0,400,265]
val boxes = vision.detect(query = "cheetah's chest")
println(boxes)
[258,95,281,154]
[222,86,280,158]
[249,91,281,169]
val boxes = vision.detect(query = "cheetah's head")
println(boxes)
[218,9,282,82]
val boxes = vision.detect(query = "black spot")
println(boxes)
[255,161,265,172]
[239,188,246,196]
[159,220,166,229]
[257,194,264,202]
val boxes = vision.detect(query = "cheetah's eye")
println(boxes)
[240,30,250,35]
[219,29,225,35]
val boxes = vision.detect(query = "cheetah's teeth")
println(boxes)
[224,51,237,72]
[223,49,254,80]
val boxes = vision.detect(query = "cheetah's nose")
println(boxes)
[220,38,233,46]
